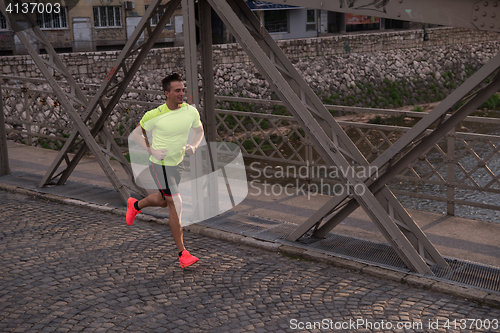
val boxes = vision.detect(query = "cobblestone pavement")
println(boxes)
[1,191,500,333]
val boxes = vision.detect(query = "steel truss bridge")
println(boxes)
[1,0,499,274]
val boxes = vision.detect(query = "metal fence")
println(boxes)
[2,75,500,218]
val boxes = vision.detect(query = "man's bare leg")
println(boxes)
[137,193,185,252]
[164,194,198,268]
[132,192,197,267]
[165,195,184,253]
[137,192,168,209]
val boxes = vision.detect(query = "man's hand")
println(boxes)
[185,144,196,156]
[150,148,168,161]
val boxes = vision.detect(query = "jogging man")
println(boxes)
[126,73,204,268]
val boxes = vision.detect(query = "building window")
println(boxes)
[264,10,288,33]
[36,8,68,29]
[145,5,172,26]
[0,11,7,30]
[93,6,122,27]
[306,9,316,32]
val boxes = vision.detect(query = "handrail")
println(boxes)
[2,75,500,216]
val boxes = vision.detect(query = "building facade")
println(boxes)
[247,2,318,40]
[0,0,182,55]
[0,0,418,55]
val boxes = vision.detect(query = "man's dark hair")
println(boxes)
[162,73,183,92]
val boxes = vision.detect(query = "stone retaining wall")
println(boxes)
[1,27,497,77]
[1,27,499,108]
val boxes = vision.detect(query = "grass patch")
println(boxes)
[272,104,290,116]
[479,94,500,110]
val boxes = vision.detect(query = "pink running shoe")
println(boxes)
[126,197,141,226]
[179,250,199,268]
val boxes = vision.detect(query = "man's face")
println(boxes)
[165,81,186,105]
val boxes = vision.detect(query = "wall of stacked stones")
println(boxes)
[1,27,500,109]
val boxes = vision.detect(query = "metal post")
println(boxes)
[0,82,11,176]
[340,13,346,34]
[305,133,313,184]
[5,0,497,273]
[266,0,500,33]
[23,86,32,146]
[199,0,220,215]
[182,0,199,108]
[447,128,456,215]
[379,18,385,31]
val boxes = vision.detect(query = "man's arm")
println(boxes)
[131,123,151,151]
[192,126,204,148]
[131,123,168,161]
[185,125,204,156]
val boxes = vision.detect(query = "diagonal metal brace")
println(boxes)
[313,59,500,238]
[0,0,135,202]
[207,0,437,274]
[228,0,447,268]
[290,51,500,241]
[39,0,180,200]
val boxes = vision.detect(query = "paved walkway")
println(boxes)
[3,141,500,267]
[2,190,500,333]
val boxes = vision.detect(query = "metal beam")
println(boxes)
[229,0,446,267]
[290,51,500,240]
[231,0,366,164]
[4,0,487,274]
[207,0,435,274]
[314,63,500,237]
[0,0,135,202]
[264,0,500,33]
[182,0,199,108]
[53,0,179,186]
[0,1,141,197]
[199,0,217,143]
[39,0,180,200]
[0,82,10,176]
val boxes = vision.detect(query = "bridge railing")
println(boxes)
[2,75,500,219]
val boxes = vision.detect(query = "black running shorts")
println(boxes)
[149,162,183,197]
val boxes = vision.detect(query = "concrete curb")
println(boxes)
[1,182,499,309]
